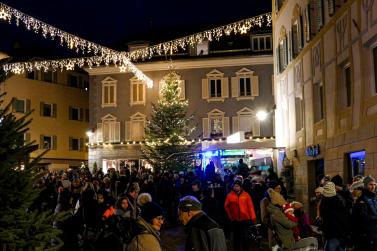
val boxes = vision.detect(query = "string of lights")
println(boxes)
[0,2,153,87]
[0,1,271,87]
[87,136,275,147]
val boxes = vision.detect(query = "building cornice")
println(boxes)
[85,55,273,75]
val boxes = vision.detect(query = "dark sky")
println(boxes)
[0,0,271,58]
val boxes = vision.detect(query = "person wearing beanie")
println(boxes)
[352,175,377,250]
[137,192,152,206]
[225,178,256,251]
[320,182,351,251]
[178,196,227,251]
[128,202,164,251]
[283,203,300,241]
[125,182,140,220]
[330,175,354,211]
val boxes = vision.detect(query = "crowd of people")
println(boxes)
[31,159,377,251]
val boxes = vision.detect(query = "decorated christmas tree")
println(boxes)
[142,70,196,171]
[0,92,61,250]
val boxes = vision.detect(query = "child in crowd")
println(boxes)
[283,203,300,241]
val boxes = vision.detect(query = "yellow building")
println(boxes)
[273,0,377,214]
[0,69,89,170]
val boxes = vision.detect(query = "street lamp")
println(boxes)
[86,130,93,138]
[256,110,268,121]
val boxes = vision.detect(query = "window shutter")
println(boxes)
[52,135,57,150]
[252,76,259,96]
[115,122,120,142]
[202,118,209,138]
[222,77,229,98]
[288,30,293,61]
[231,77,239,98]
[223,117,230,137]
[85,109,89,122]
[79,138,84,152]
[40,102,44,116]
[11,98,17,113]
[232,116,239,133]
[284,37,288,67]
[25,133,30,143]
[298,16,303,49]
[202,79,209,99]
[40,135,44,149]
[276,47,281,73]
[97,123,103,142]
[52,104,57,117]
[79,108,84,121]
[316,0,324,32]
[69,137,72,151]
[306,4,313,40]
[125,121,131,141]
[103,123,110,142]
[26,99,31,113]
[253,120,261,137]
[179,80,186,100]
[68,106,72,120]
[328,0,335,16]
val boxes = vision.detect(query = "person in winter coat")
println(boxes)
[224,179,257,251]
[352,175,377,251]
[127,201,164,251]
[266,188,297,250]
[179,196,227,251]
[320,182,351,251]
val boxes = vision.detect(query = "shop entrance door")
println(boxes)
[307,159,324,220]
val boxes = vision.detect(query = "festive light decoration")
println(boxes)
[0,1,271,88]
[127,12,272,61]
[0,2,153,87]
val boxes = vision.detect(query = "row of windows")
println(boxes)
[12,98,89,122]
[31,134,85,151]
[96,108,264,143]
[26,70,89,90]
[102,68,260,107]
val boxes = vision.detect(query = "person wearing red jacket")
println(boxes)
[225,179,256,251]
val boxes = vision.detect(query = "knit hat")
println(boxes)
[350,180,364,191]
[323,182,337,197]
[315,187,324,194]
[137,193,152,206]
[282,203,294,214]
[331,175,343,187]
[178,195,202,212]
[363,175,376,188]
[141,202,164,223]
[267,188,286,206]
[127,182,140,194]
[232,179,243,188]
[61,180,71,189]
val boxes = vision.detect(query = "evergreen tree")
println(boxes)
[0,93,62,250]
[142,70,196,171]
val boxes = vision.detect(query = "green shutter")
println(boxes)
[52,135,57,150]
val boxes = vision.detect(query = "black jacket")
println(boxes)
[184,212,227,251]
[320,194,351,240]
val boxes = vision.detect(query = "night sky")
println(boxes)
[0,0,271,58]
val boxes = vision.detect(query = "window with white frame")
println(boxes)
[69,137,84,151]
[337,63,352,110]
[12,98,30,113]
[159,74,185,100]
[42,71,57,83]
[40,135,57,150]
[125,113,146,141]
[101,77,117,107]
[40,102,57,117]
[97,114,120,143]
[251,35,272,52]
[202,109,229,139]
[130,76,146,106]
[231,68,259,100]
[189,41,209,56]
[202,70,229,101]
[69,106,83,121]
[232,107,260,137]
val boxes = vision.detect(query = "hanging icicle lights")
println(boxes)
[0,2,153,87]
[0,1,271,87]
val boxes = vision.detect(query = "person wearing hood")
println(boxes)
[127,202,164,251]
[352,175,377,251]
